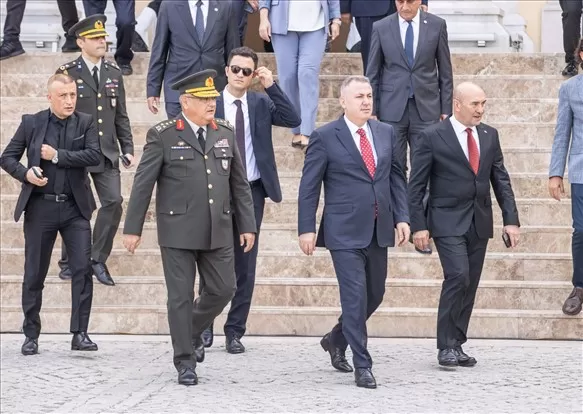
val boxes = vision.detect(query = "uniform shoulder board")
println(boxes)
[214,118,234,131]
[57,60,77,74]
[153,119,177,134]
[104,60,120,71]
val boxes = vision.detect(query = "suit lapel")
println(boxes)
[78,59,98,92]
[336,118,370,178]
[32,110,50,166]
[476,124,491,175]
[204,123,220,154]
[247,92,257,146]
[369,120,386,177]
[178,115,204,155]
[412,11,428,70]
[390,15,409,66]
[177,1,201,47]
[202,0,219,46]
[97,60,107,92]
[437,119,474,174]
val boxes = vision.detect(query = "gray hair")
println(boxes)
[340,75,371,97]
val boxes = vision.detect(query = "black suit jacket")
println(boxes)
[147,0,239,103]
[215,83,301,203]
[0,110,101,222]
[408,119,520,239]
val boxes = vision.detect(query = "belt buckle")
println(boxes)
[55,194,67,203]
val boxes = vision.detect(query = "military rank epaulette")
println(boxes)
[58,61,77,75]
[154,119,177,133]
[104,59,120,71]
[214,118,234,131]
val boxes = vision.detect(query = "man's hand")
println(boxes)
[396,222,411,247]
[123,153,136,168]
[299,232,316,256]
[420,4,428,12]
[549,176,565,201]
[329,20,340,41]
[123,235,141,254]
[240,233,256,253]
[147,97,160,115]
[25,168,48,187]
[255,66,274,89]
[246,0,259,11]
[341,13,351,25]
[259,17,272,42]
[412,230,430,252]
[503,225,520,248]
[40,144,57,161]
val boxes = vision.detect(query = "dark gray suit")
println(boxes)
[367,10,453,174]
[146,1,240,118]
[123,115,256,370]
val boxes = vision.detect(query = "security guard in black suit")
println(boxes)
[55,14,134,286]
[122,69,257,386]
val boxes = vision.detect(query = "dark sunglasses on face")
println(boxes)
[230,65,254,77]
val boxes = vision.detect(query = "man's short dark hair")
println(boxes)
[227,46,259,69]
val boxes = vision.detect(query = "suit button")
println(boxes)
[98,119,103,124]
[207,169,211,174]
[99,131,103,136]
[79,94,83,98]
[208,184,213,189]
[170,211,174,215]
[97,106,102,111]
[209,199,214,204]
[180,156,184,160]
[226,210,230,214]
[204,155,208,160]
[97,93,102,98]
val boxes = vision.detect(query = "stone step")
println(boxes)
[0,97,559,125]
[0,248,572,281]
[0,275,573,311]
[0,74,566,100]
[0,121,558,149]
[0,304,578,339]
[0,52,566,76]
[0,195,572,227]
[0,221,573,254]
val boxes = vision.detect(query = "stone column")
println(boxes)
[492,0,535,52]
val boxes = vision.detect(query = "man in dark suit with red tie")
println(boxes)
[408,82,521,367]
[200,46,300,352]
[298,75,410,389]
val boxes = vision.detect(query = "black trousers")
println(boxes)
[559,0,583,63]
[433,222,488,350]
[22,195,94,338]
[3,0,79,41]
[56,0,79,35]
[83,0,136,65]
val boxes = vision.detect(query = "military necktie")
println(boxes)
[197,127,205,152]
[92,66,99,89]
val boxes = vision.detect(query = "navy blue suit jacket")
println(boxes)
[340,0,428,17]
[215,82,301,203]
[298,117,409,249]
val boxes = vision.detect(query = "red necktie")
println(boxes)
[466,128,479,174]
[357,128,377,217]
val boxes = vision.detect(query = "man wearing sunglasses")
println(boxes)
[199,46,300,353]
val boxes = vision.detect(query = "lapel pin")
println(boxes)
[423,20,427,24]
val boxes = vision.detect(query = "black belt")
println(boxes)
[36,193,71,202]
[249,179,262,189]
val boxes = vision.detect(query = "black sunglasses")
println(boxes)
[230,65,254,77]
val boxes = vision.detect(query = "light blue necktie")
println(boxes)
[404,21,414,97]
[195,0,205,42]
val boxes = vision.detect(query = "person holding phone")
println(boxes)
[408,82,520,368]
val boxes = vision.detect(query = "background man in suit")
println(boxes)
[549,39,583,316]
[0,74,101,355]
[367,0,452,253]
[340,0,428,74]
[146,0,240,119]
[56,15,134,287]
[122,70,256,386]
[558,0,582,77]
[298,76,410,389]
[199,46,300,352]
[408,82,520,368]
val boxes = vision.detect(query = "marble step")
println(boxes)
[0,275,574,311]
[0,52,566,76]
[0,195,573,227]
[0,74,566,100]
[0,221,573,253]
[0,304,578,339]
[0,97,559,125]
[0,120,559,149]
[0,248,572,281]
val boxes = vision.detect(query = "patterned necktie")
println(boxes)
[92,66,99,89]
[405,21,414,97]
[466,128,480,174]
[357,128,377,217]
[195,0,205,42]
[197,127,205,152]
[234,100,246,170]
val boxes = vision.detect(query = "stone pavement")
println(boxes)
[0,334,581,413]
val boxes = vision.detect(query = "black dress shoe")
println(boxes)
[225,335,245,354]
[320,333,353,373]
[354,368,377,389]
[438,349,458,367]
[201,324,213,347]
[92,261,115,286]
[192,337,205,363]
[118,63,133,76]
[21,337,38,355]
[71,332,98,351]
[562,62,578,77]
[61,34,80,52]
[58,263,72,280]
[453,346,477,367]
[178,366,198,386]
[0,40,25,60]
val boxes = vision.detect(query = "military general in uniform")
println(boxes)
[56,14,134,286]
[122,69,256,386]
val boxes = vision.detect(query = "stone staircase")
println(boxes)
[1,52,581,339]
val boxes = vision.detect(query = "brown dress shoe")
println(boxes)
[562,287,583,315]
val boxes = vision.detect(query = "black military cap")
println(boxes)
[170,69,220,98]
[68,14,109,38]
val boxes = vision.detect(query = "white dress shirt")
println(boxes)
[223,88,260,182]
[449,114,481,160]
[183,113,207,141]
[344,115,378,165]
[82,56,101,82]
[398,11,420,58]
[189,0,208,31]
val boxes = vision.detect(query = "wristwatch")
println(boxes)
[51,152,59,164]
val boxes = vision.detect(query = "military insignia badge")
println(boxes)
[95,20,104,30]
[111,97,116,108]
[221,159,229,171]
[176,119,184,131]
[214,138,229,148]
[205,77,214,88]
[210,119,218,130]
[178,141,185,146]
